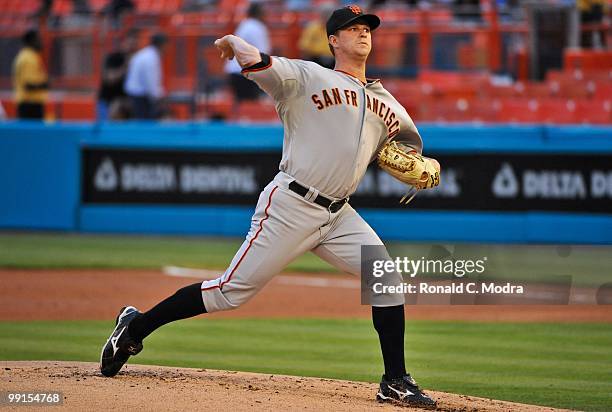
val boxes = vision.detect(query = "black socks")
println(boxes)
[127,282,406,381]
[372,305,407,380]
[128,282,207,342]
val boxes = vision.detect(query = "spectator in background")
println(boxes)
[225,3,270,102]
[12,29,49,120]
[298,3,335,68]
[97,28,140,120]
[578,0,608,49]
[124,32,167,120]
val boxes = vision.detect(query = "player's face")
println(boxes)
[334,23,371,59]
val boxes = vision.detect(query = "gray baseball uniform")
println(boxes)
[201,56,423,312]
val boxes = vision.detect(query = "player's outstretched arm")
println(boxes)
[215,35,307,101]
[214,35,262,68]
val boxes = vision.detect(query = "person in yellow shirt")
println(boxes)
[13,29,49,119]
[298,4,335,69]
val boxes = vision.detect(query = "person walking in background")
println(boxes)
[124,32,167,120]
[298,3,335,68]
[12,29,49,120]
[97,28,140,120]
[225,3,270,102]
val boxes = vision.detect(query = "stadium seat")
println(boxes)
[1,99,16,118]
[233,101,278,123]
[537,99,578,124]
[514,82,551,98]
[574,100,612,125]
[169,102,191,120]
[496,99,541,123]
[60,96,96,120]
[593,83,612,100]
[51,0,73,16]
[427,98,474,122]
[468,99,501,122]
[564,49,612,71]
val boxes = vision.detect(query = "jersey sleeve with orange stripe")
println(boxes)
[242,55,312,102]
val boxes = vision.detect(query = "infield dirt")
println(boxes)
[1,269,611,322]
[1,361,571,412]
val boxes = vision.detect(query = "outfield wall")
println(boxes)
[1,122,611,243]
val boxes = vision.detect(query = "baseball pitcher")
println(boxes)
[100,5,440,408]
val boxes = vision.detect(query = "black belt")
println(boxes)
[288,181,349,213]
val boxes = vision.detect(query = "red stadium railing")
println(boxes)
[0,2,610,123]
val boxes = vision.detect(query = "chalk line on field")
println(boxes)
[162,266,361,289]
[162,266,219,280]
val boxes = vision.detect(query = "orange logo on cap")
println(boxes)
[347,5,362,15]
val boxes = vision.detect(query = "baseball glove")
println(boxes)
[377,141,441,204]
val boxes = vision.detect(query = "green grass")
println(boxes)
[2,233,611,287]
[0,232,336,273]
[1,319,610,411]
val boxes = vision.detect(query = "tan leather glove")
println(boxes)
[377,141,441,203]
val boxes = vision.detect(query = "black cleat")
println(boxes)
[376,374,437,409]
[100,306,143,377]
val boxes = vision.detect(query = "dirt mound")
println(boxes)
[1,361,568,411]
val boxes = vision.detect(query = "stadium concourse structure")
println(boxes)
[0,0,610,123]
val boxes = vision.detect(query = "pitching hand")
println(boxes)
[214,35,235,60]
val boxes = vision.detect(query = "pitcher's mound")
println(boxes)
[1,361,566,411]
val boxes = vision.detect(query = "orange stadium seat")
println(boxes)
[564,49,612,71]
[2,0,37,14]
[546,72,595,99]
[200,98,233,120]
[370,28,407,68]
[537,99,578,124]
[514,82,551,98]
[593,83,612,100]
[1,100,16,118]
[169,103,191,120]
[89,0,109,12]
[171,11,231,28]
[428,98,474,122]
[218,0,247,13]
[233,101,278,122]
[51,0,73,15]
[374,8,419,25]
[60,96,96,120]
[468,99,501,122]
[135,0,182,14]
[481,83,515,98]
[496,99,541,123]
[574,100,612,125]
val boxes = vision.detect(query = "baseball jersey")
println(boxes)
[243,56,423,199]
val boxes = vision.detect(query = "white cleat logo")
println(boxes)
[388,385,414,400]
[110,327,126,356]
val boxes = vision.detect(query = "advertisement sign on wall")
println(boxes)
[82,148,612,213]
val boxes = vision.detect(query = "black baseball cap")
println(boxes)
[326,5,380,37]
